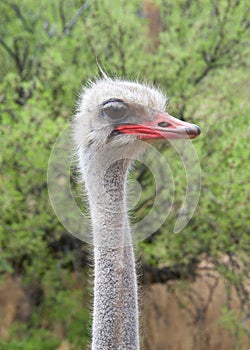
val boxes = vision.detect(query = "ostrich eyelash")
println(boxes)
[102,98,125,106]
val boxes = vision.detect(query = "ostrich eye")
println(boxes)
[102,100,128,120]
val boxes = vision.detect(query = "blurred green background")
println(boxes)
[0,0,249,349]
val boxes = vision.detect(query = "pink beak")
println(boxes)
[114,113,201,140]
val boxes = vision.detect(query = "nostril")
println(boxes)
[109,129,123,138]
[158,121,171,128]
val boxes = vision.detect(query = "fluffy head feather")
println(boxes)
[73,77,167,153]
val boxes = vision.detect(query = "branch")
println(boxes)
[59,0,66,30]
[62,0,91,34]
[10,3,33,33]
[142,258,199,284]
[0,37,29,79]
[0,38,15,59]
[192,0,246,85]
[13,38,27,77]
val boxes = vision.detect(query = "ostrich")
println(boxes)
[73,77,200,350]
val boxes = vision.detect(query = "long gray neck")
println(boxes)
[85,157,140,350]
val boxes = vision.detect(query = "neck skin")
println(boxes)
[85,157,140,350]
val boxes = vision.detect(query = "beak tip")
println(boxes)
[195,125,201,136]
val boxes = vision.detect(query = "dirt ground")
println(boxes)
[0,259,249,350]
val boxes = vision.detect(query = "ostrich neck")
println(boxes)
[86,157,140,350]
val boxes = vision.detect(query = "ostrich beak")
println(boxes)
[114,113,201,140]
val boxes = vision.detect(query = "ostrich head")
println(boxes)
[73,77,200,178]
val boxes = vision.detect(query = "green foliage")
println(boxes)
[0,328,60,350]
[40,268,90,348]
[0,266,90,350]
[0,0,249,347]
[220,307,247,349]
